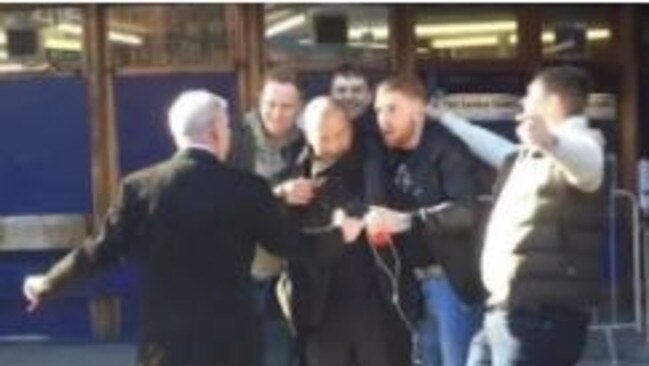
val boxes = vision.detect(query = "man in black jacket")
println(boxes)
[368,75,492,366]
[285,96,414,366]
[229,67,314,366]
[23,90,356,366]
[330,64,387,204]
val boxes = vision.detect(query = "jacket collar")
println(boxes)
[175,147,220,165]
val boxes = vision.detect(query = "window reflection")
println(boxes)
[108,5,229,68]
[265,4,389,68]
[541,6,612,60]
[414,6,518,60]
[0,7,83,74]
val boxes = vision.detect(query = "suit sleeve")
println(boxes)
[42,182,138,296]
[249,179,345,262]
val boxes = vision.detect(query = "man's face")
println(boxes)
[305,108,353,161]
[330,75,372,120]
[521,79,551,122]
[259,80,301,138]
[374,88,423,149]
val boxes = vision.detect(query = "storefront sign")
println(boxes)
[435,93,616,122]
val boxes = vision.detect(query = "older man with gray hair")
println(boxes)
[23,90,354,366]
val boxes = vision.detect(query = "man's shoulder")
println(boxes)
[424,121,471,153]
[124,158,270,197]
[239,109,254,125]
[571,120,606,147]
[231,111,254,136]
[122,160,169,187]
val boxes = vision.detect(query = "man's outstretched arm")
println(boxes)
[428,101,518,168]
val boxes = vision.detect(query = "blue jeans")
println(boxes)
[466,306,590,366]
[415,275,482,366]
[253,278,296,366]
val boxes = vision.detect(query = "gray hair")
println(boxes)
[168,90,228,141]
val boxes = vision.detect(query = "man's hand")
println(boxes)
[275,178,316,206]
[516,114,557,151]
[364,206,412,237]
[332,209,365,243]
[23,275,50,313]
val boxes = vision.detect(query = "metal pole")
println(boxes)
[615,189,643,333]
[608,155,619,325]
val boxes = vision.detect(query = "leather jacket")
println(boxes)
[385,121,494,305]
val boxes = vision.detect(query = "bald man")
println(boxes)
[284,96,414,366]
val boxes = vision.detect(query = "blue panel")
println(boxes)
[0,78,91,214]
[0,251,141,341]
[115,73,239,175]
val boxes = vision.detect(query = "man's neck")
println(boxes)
[351,106,370,121]
[402,122,425,151]
[180,142,217,157]
[254,113,297,149]
[265,129,294,148]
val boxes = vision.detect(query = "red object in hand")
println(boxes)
[369,231,392,248]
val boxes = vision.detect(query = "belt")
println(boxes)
[413,264,444,281]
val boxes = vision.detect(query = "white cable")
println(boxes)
[367,237,423,365]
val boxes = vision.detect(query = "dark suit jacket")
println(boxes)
[285,148,422,333]
[41,148,344,366]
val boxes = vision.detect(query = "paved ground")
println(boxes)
[0,328,647,366]
[578,328,649,366]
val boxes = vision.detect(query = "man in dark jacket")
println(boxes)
[285,96,414,366]
[23,90,355,366]
[368,75,492,366]
[330,64,387,204]
[229,67,314,366]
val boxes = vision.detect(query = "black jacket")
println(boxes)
[286,147,422,332]
[40,149,344,366]
[353,108,389,204]
[386,122,494,305]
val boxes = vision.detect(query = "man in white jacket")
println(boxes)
[428,66,606,366]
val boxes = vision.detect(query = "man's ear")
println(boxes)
[210,122,221,144]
